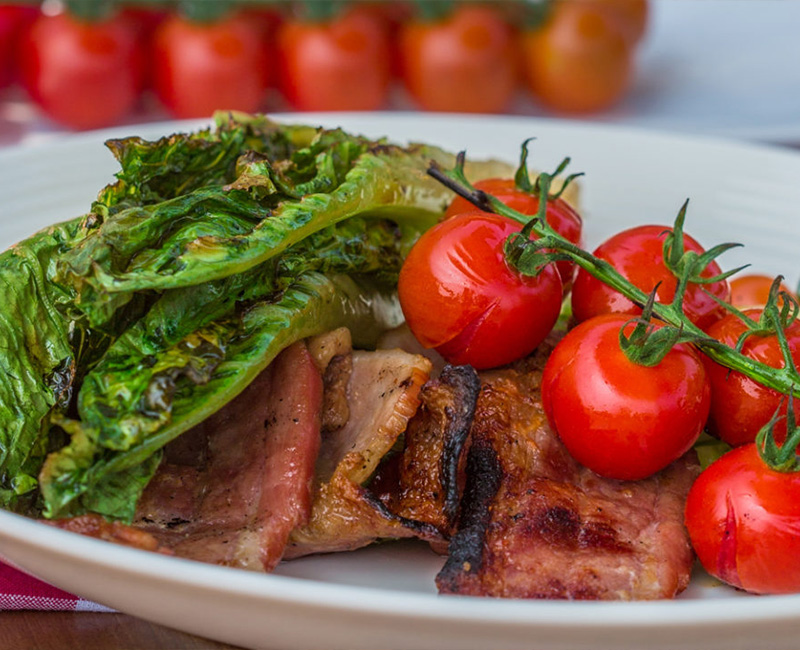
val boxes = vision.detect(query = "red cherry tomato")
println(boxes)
[520,0,633,114]
[398,211,563,370]
[729,274,793,310]
[571,224,731,331]
[153,12,268,119]
[0,3,38,88]
[278,7,391,111]
[20,11,144,130]
[703,309,800,447]
[398,4,517,114]
[685,444,800,594]
[444,178,583,285]
[541,314,710,480]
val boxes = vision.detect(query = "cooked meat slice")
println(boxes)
[284,452,441,558]
[436,357,700,601]
[308,328,354,434]
[319,352,352,433]
[377,323,446,376]
[315,349,432,485]
[285,348,438,558]
[49,514,172,554]
[135,341,323,571]
[376,364,480,538]
[307,327,352,371]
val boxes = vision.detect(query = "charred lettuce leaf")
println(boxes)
[0,112,510,521]
[0,218,86,510]
[55,114,461,326]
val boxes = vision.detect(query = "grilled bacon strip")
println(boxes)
[134,341,322,571]
[285,341,440,558]
[49,514,173,554]
[437,353,700,601]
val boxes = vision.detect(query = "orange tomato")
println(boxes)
[520,0,633,114]
[730,274,794,310]
[398,4,517,114]
[592,0,649,45]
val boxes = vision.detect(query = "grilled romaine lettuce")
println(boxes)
[0,112,508,520]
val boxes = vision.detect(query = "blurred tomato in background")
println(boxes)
[278,3,391,111]
[398,2,517,114]
[519,0,634,114]
[20,3,144,130]
[0,3,36,88]
[0,0,651,130]
[153,5,269,119]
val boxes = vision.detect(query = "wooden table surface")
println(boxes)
[2,611,245,649]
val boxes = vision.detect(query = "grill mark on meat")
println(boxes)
[437,349,700,601]
[375,364,480,539]
[320,354,352,433]
[436,438,502,589]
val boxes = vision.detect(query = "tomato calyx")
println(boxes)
[661,199,744,316]
[411,0,456,23]
[178,0,236,24]
[756,392,800,472]
[617,289,695,367]
[292,0,348,23]
[512,138,584,202]
[64,0,117,22]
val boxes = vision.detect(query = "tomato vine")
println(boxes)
[427,150,800,398]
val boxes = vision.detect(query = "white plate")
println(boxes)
[1,114,800,650]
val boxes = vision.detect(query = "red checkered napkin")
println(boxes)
[0,559,113,611]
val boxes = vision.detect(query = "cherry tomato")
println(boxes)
[278,7,391,111]
[444,177,583,285]
[398,4,517,114]
[120,6,167,90]
[153,11,268,119]
[398,211,562,370]
[591,0,649,45]
[20,11,144,130]
[703,309,800,447]
[520,0,633,114]
[0,3,38,88]
[571,224,731,331]
[541,314,710,480]
[685,444,800,594]
[729,274,793,310]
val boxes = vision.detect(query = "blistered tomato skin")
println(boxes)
[541,314,710,480]
[685,444,800,594]
[398,212,562,370]
[703,309,800,447]
[571,224,731,330]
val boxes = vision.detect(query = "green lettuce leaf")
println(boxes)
[0,217,86,511]
[40,272,402,521]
